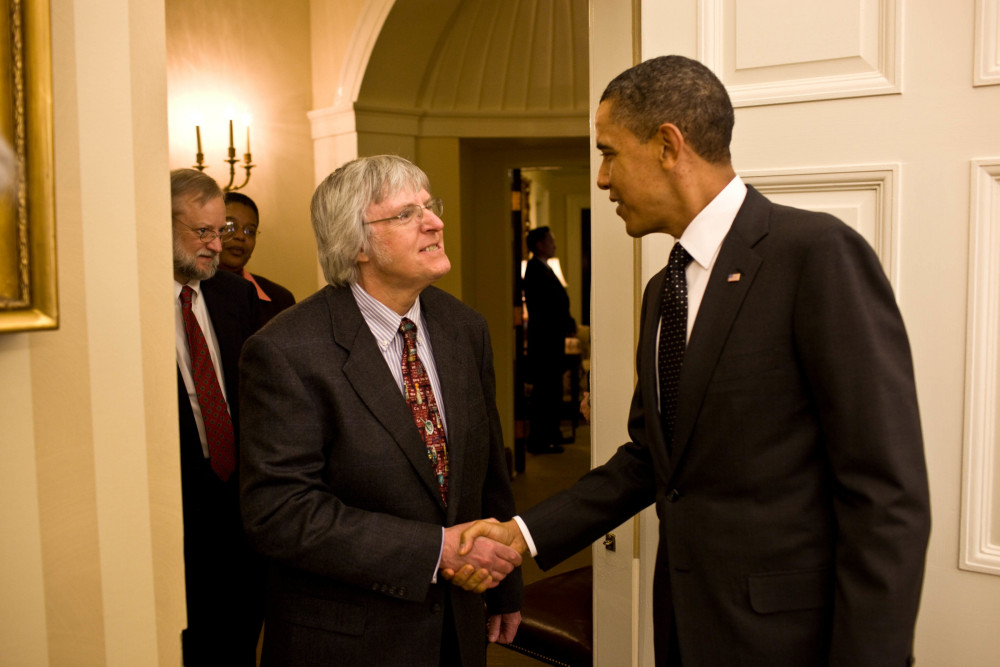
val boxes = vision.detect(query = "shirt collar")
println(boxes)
[174,279,202,300]
[678,175,747,270]
[350,282,424,350]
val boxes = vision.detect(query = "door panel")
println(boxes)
[590,0,1000,664]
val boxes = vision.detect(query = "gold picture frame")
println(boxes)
[1,0,56,332]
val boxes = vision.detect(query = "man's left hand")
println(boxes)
[487,611,522,644]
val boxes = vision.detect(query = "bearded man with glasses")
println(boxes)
[171,168,264,666]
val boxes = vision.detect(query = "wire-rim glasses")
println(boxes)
[364,198,443,226]
[176,220,237,243]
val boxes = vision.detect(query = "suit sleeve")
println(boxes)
[794,224,930,665]
[238,333,443,604]
[521,280,660,570]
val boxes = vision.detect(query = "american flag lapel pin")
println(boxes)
[727,271,742,283]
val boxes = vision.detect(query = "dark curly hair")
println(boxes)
[600,55,734,164]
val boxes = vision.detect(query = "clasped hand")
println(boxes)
[440,519,528,593]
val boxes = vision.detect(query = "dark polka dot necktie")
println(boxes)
[399,318,449,505]
[179,285,236,481]
[658,243,693,452]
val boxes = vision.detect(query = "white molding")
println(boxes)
[335,0,396,108]
[699,0,902,106]
[741,164,900,288]
[353,107,423,137]
[961,159,1000,576]
[975,0,1000,86]
[310,104,588,140]
[416,110,588,138]
[307,105,356,139]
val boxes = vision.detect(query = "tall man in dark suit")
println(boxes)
[455,55,931,666]
[171,168,263,665]
[523,226,575,454]
[220,191,296,327]
[238,155,522,666]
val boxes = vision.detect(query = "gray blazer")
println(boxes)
[239,284,521,666]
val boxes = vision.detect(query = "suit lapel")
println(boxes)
[639,268,672,461]
[668,187,770,473]
[329,287,447,510]
[200,277,243,406]
[422,293,469,523]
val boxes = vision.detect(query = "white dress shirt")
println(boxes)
[349,282,449,435]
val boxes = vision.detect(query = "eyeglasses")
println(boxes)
[176,220,236,243]
[364,198,443,226]
[225,221,259,239]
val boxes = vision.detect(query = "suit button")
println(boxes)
[431,603,442,613]
[666,489,682,502]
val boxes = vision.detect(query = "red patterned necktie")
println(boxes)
[180,285,236,482]
[399,318,449,504]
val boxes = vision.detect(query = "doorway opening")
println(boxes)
[510,165,591,472]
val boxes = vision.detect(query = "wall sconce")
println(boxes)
[193,118,254,192]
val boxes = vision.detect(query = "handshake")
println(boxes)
[440,519,529,594]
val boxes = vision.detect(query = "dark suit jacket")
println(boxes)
[523,256,573,360]
[249,272,295,327]
[176,270,263,664]
[239,284,522,667]
[521,187,930,667]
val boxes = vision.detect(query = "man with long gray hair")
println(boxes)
[239,155,523,665]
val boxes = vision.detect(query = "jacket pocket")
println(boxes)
[711,347,781,384]
[277,593,366,636]
[747,568,831,614]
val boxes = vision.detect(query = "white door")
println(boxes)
[589,0,1000,664]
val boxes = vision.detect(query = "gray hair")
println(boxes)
[170,168,223,220]
[600,55,734,164]
[311,155,430,286]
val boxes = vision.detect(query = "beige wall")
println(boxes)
[166,0,320,302]
[309,0,371,110]
[415,136,464,299]
[1,0,184,664]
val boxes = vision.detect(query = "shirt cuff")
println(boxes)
[432,527,444,583]
[512,515,538,558]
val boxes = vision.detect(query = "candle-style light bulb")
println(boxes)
[195,125,203,154]
[242,111,252,156]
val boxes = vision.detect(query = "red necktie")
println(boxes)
[180,285,236,481]
[399,318,449,504]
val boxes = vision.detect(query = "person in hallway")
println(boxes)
[454,55,931,666]
[238,155,523,666]
[220,191,296,327]
[171,168,264,665]
[523,226,576,454]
